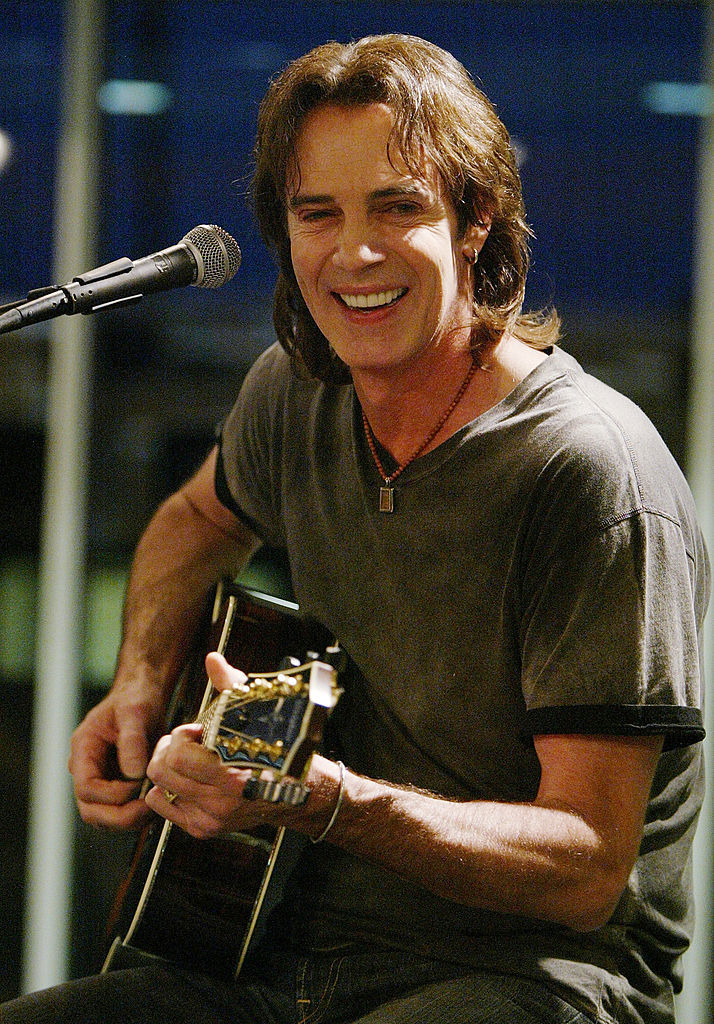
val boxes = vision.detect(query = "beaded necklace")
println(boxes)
[361,358,478,512]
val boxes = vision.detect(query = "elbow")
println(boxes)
[554,866,629,933]
[562,898,619,933]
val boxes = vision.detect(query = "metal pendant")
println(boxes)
[379,485,394,513]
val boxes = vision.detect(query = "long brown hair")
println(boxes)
[252,34,559,382]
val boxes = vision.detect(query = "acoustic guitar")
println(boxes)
[102,580,343,980]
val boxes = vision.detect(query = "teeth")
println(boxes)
[339,288,405,309]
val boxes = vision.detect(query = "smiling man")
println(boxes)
[4,34,708,1024]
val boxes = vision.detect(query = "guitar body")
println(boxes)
[103,582,340,980]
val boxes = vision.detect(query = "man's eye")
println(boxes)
[388,202,421,217]
[301,209,335,223]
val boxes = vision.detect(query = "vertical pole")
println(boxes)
[678,3,714,1022]
[21,0,103,993]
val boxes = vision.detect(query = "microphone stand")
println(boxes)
[0,288,59,317]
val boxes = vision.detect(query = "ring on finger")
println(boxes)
[163,789,178,804]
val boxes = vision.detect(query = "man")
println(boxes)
[4,34,707,1024]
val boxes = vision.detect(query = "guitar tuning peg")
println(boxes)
[324,643,348,673]
[278,655,301,671]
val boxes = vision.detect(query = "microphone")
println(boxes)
[0,224,241,335]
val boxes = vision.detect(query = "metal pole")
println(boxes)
[21,0,103,993]
[677,4,714,1022]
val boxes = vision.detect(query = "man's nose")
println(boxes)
[332,219,385,271]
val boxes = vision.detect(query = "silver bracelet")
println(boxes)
[311,761,346,844]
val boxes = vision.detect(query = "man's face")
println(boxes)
[286,103,483,378]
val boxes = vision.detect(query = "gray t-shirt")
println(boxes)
[217,343,708,1024]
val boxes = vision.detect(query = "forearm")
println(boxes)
[303,734,661,933]
[116,486,257,702]
[326,773,613,931]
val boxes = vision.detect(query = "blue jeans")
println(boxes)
[0,947,595,1023]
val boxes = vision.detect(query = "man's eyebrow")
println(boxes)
[370,184,428,201]
[288,184,429,210]
[288,193,333,210]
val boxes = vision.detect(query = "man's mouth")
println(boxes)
[337,288,407,310]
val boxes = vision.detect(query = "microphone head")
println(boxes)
[182,224,242,288]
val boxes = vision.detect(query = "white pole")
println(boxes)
[21,0,103,993]
[677,3,714,1022]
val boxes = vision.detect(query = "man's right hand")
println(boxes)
[68,681,166,830]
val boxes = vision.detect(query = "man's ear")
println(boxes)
[462,214,491,261]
